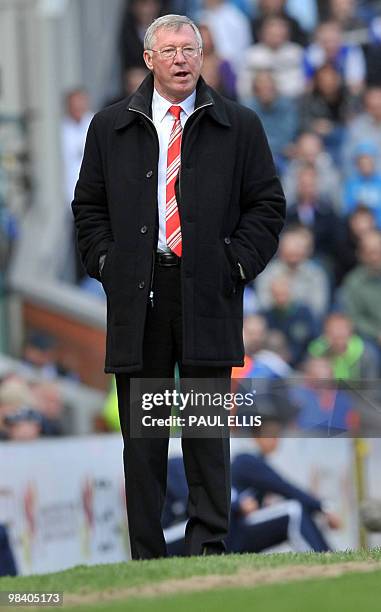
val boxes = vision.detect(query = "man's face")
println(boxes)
[143,25,203,102]
[297,134,321,163]
[67,92,89,122]
[356,154,375,177]
[280,233,310,266]
[317,23,341,58]
[325,319,352,354]
[261,18,289,48]
[270,277,290,307]
[297,168,317,201]
[243,316,267,354]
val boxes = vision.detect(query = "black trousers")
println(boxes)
[115,263,231,560]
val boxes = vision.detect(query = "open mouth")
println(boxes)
[174,71,190,78]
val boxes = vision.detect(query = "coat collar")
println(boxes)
[114,72,231,130]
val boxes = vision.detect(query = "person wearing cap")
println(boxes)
[72,14,285,560]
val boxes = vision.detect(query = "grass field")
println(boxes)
[1,549,380,611]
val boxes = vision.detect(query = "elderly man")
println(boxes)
[72,14,285,560]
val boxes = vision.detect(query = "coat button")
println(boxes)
[224,237,231,244]
[146,170,153,178]
[138,281,145,289]
[140,225,148,234]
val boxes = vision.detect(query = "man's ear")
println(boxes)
[143,50,153,71]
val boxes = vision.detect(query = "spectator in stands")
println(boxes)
[0,375,36,414]
[119,0,162,71]
[199,0,253,73]
[238,315,292,378]
[282,132,341,211]
[342,230,381,354]
[251,0,309,47]
[243,314,268,357]
[286,163,339,262]
[253,329,293,378]
[304,21,366,94]
[260,274,319,367]
[198,24,237,100]
[343,142,381,228]
[299,63,357,162]
[62,89,93,210]
[335,205,376,286]
[328,0,367,38]
[238,16,305,100]
[256,226,330,318]
[0,376,42,440]
[0,375,64,440]
[243,70,298,171]
[364,17,381,87]
[344,87,381,176]
[31,381,64,436]
[238,315,293,379]
[308,312,380,379]
[21,330,79,381]
[2,408,43,441]
[291,356,358,434]
[61,88,93,283]
[345,86,381,165]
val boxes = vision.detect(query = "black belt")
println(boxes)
[155,251,181,266]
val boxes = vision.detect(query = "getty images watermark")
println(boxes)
[128,377,381,439]
[140,388,261,429]
[129,378,263,438]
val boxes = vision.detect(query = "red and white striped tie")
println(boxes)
[166,105,182,256]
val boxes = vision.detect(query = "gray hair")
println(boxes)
[144,14,203,51]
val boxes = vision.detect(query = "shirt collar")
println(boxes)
[152,88,196,123]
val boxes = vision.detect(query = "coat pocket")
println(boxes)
[221,237,242,297]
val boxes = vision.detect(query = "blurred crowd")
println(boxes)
[0,331,77,442]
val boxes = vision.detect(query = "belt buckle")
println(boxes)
[157,251,180,266]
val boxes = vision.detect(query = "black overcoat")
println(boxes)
[72,74,285,373]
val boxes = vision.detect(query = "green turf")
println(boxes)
[0,548,380,595]
[60,569,381,612]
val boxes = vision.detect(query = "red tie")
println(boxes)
[166,105,182,256]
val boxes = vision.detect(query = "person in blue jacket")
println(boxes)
[343,142,381,228]
[228,416,341,553]
[163,416,341,555]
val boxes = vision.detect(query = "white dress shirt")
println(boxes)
[151,88,196,252]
